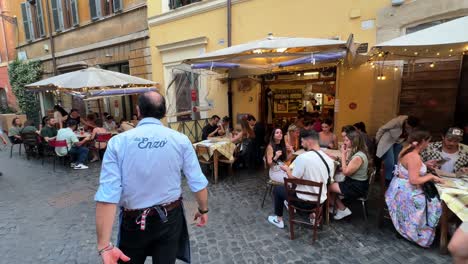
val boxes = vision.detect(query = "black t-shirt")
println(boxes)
[65,116,80,126]
[202,124,218,140]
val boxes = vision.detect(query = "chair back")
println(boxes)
[284,178,323,211]
[365,167,377,200]
[49,139,68,148]
[96,133,112,143]
[21,132,39,146]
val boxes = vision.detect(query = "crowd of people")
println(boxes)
[1,105,140,170]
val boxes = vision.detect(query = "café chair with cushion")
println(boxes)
[91,133,112,161]
[196,145,214,181]
[8,137,22,158]
[20,132,41,160]
[284,178,325,243]
[48,139,70,172]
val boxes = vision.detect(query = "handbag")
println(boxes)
[422,181,439,228]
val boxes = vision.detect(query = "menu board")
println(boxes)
[273,89,303,114]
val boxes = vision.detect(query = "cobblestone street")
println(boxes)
[0,148,451,264]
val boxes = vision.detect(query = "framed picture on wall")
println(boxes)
[276,102,288,113]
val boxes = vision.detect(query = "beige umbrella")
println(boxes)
[26,67,156,91]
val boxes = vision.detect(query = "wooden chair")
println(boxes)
[284,178,325,243]
[20,132,40,160]
[48,139,70,172]
[218,143,240,177]
[196,145,214,180]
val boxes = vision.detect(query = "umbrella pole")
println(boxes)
[97,99,103,119]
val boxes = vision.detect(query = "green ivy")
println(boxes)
[7,60,42,124]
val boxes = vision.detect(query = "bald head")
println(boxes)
[137,91,166,120]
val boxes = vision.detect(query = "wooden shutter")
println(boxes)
[35,0,46,37]
[21,2,33,41]
[113,0,122,12]
[51,0,63,31]
[70,0,79,26]
[89,0,101,20]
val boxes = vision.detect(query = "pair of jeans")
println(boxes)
[273,186,315,217]
[382,143,403,182]
[68,146,89,164]
[118,205,186,264]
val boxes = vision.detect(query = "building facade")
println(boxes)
[11,0,152,120]
[0,0,19,111]
[147,0,468,136]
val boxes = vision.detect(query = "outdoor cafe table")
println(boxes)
[193,138,236,184]
[74,131,91,139]
[435,176,468,254]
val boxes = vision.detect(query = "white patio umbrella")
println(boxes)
[371,16,468,60]
[26,67,156,92]
[183,36,348,77]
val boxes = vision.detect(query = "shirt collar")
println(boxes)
[137,117,162,127]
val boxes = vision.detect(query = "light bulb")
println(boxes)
[430,62,435,68]
[414,52,419,55]
[436,52,440,56]
[378,53,383,57]
[377,76,381,80]
[382,75,387,80]
[394,67,398,72]
[450,49,454,52]
[371,65,375,69]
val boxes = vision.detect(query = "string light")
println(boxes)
[450,49,454,52]
[436,52,440,56]
[414,52,419,56]
[394,67,398,72]
[430,62,435,68]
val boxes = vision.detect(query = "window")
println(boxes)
[406,17,460,34]
[171,70,199,121]
[169,0,202,10]
[21,0,46,41]
[89,0,123,21]
[51,0,79,32]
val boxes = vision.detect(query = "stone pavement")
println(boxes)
[0,147,451,264]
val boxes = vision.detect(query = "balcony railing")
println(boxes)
[169,0,202,10]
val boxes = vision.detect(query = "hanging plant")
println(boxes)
[7,60,42,124]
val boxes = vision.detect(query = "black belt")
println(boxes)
[122,198,182,230]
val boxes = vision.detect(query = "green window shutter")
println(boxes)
[71,0,79,26]
[113,0,123,13]
[89,0,101,20]
[21,3,32,41]
[36,0,46,37]
[51,0,63,31]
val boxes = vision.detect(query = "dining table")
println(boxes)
[74,131,91,139]
[435,174,468,254]
[193,137,237,184]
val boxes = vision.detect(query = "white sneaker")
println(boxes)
[268,215,284,229]
[70,163,76,168]
[309,213,320,227]
[73,164,89,170]
[333,207,352,220]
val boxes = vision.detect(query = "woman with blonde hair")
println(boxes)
[328,131,369,220]
[284,124,300,152]
[385,129,444,247]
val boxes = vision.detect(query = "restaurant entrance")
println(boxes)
[261,67,337,128]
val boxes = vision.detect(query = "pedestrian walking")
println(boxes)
[95,91,209,264]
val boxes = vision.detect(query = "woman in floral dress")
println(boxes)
[385,130,445,247]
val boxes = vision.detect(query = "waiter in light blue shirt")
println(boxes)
[95,91,209,264]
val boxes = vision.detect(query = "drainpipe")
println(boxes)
[227,0,233,126]
[45,0,57,75]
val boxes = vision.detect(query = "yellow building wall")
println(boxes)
[12,0,145,45]
[148,0,392,127]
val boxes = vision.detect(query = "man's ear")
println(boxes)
[136,106,141,119]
